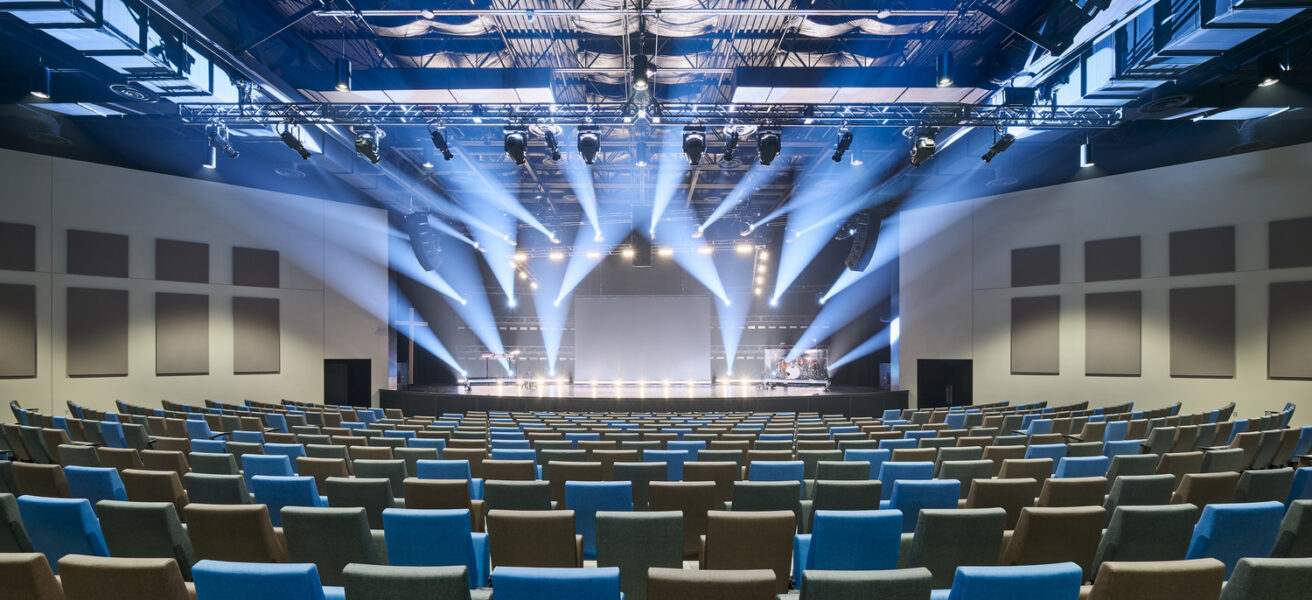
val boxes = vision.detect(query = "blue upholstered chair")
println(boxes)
[264,443,308,470]
[945,413,968,430]
[1186,501,1285,578]
[191,439,227,454]
[665,440,706,459]
[876,461,935,501]
[748,461,805,484]
[192,559,344,600]
[241,454,295,489]
[1102,440,1141,458]
[1025,444,1067,473]
[231,430,265,444]
[382,430,416,441]
[566,432,601,443]
[1054,456,1111,479]
[490,448,536,461]
[250,476,328,527]
[186,420,227,441]
[829,426,860,437]
[565,481,633,558]
[881,479,962,532]
[63,466,128,505]
[882,410,902,421]
[644,450,690,481]
[905,431,937,441]
[98,421,130,449]
[382,508,489,588]
[1103,420,1129,442]
[930,562,1083,600]
[490,440,531,450]
[793,509,901,578]
[879,439,919,452]
[415,459,483,500]
[408,438,447,451]
[844,449,890,480]
[16,496,110,573]
[263,413,289,434]
[1288,468,1312,505]
[1019,419,1053,437]
[490,566,621,600]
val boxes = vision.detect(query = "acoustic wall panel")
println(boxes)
[1269,217,1312,269]
[1269,281,1312,380]
[155,293,209,376]
[1011,245,1060,287]
[0,222,36,272]
[1169,226,1235,276]
[1085,236,1141,282]
[232,247,280,288]
[66,287,129,377]
[0,284,36,378]
[233,297,280,374]
[67,230,129,278]
[1085,291,1142,376]
[1011,296,1060,375]
[1169,286,1236,378]
[155,239,210,283]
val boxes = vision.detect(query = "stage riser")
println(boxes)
[380,390,909,417]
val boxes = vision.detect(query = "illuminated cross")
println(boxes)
[394,307,428,386]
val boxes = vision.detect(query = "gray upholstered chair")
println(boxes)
[800,480,882,533]
[1235,468,1296,503]
[188,453,240,475]
[1105,454,1160,492]
[595,511,683,600]
[281,506,382,586]
[1092,504,1199,577]
[1201,448,1246,473]
[1218,557,1312,600]
[903,507,1006,589]
[94,500,196,580]
[483,480,552,511]
[612,461,668,510]
[796,567,934,600]
[182,473,251,505]
[352,460,408,499]
[0,493,35,553]
[1272,500,1312,559]
[1103,474,1175,526]
[324,477,396,530]
[728,481,800,519]
[341,564,473,600]
[938,460,994,501]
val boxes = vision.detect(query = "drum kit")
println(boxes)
[777,357,827,380]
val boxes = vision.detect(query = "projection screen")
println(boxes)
[574,295,712,382]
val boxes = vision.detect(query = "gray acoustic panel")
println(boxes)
[67,230,129,278]
[67,287,129,377]
[1269,217,1312,269]
[1085,236,1141,282]
[1011,295,1060,375]
[1011,245,1061,287]
[155,239,210,283]
[0,284,37,378]
[155,293,209,376]
[1269,281,1312,379]
[232,247,280,288]
[1169,226,1234,276]
[233,297,280,374]
[1085,291,1142,376]
[1169,286,1236,378]
[0,222,36,272]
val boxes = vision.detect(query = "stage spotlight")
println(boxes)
[205,123,239,160]
[831,129,854,162]
[722,131,740,162]
[544,129,562,162]
[621,247,635,258]
[980,130,1016,163]
[634,141,649,166]
[334,57,352,92]
[758,129,781,165]
[354,127,381,164]
[203,145,217,170]
[697,246,715,255]
[802,106,815,125]
[936,51,953,87]
[735,243,753,254]
[683,125,707,165]
[578,125,601,164]
[279,126,312,160]
[657,247,674,257]
[1259,54,1286,87]
[30,65,51,99]
[586,250,602,259]
[508,298,517,308]
[909,129,936,167]
[1080,141,1095,168]
[429,127,454,160]
[632,54,654,91]
[504,127,528,165]
[513,252,527,262]
[548,251,564,261]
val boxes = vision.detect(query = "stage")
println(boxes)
[379,384,908,417]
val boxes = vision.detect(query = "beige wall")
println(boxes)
[0,148,389,418]
[899,141,1312,426]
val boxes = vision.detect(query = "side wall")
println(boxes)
[0,148,389,417]
[899,141,1312,425]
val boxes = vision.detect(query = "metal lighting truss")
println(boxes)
[179,102,1122,129]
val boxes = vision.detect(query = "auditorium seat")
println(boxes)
[1054,456,1111,479]
[731,481,801,518]
[0,552,63,600]
[613,461,668,510]
[648,481,720,558]
[324,476,395,529]
[490,566,620,600]
[296,457,351,489]
[141,449,190,478]
[120,469,190,518]
[905,507,1006,589]
[565,481,632,558]
[1,492,34,552]
[1289,467,1312,505]
[796,567,933,600]
[191,559,343,600]
[883,479,961,533]
[936,446,985,471]
[1186,501,1285,577]
[183,503,288,563]
[812,459,869,482]
[998,458,1054,485]
[1172,472,1240,509]
[877,461,934,501]
[64,465,129,504]
[793,509,900,578]
[57,554,193,600]
[931,562,1083,600]
[1235,468,1295,503]
[392,447,437,477]
[183,473,251,505]
[12,462,70,497]
[353,459,408,497]
[94,499,196,580]
[938,460,993,502]
[383,507,488,588]
[483,480,553,511]
[404,478,485,530]
[1273,500,1312,558]
[241,453,295,488]
[17,495,110,572]
[684,461,740,503]
[341,564,475,600]
[1092,504,1198,576]
[965,478,1041,529]
[701,510,795,593]
[843,448,890,479]
[1085,558,1224,600]
[56,443,101,468]
[416,459,483,500]
[1105,455,1159,490]
[592,450,641,479]
[1001,506,1105,580]
[594,511,682,600]
[486,509,582,568]
[1218,557,1312,600]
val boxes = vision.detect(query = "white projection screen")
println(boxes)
[574,296,712,381]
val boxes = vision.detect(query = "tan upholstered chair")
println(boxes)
[646,567,776,600]
[1038,477,1108,507]
[296,457,351,490]
[403,478,485,531]
[589,450,640,480]
[998,458,1055,485]
[546,461,603,505]
[347,445,393,461]
[96,448,145,471]
[0,552,63,600]
[120,469,189,519]
[11,463,70,498]
[57,554,192,600]
[981,446,1028,475]
[683,461,740,504]
[486,509,582,568]
[1156,452,1206,486]
[699,510,796,593]
[183,503,288,562]
[481,459,537,482]
[648,481,722,558]
[1172,472,1240,510]
[1087,558,1225,600]
[965,478,1041,529]
[1001,505,1106,581]
[141,450,190,479]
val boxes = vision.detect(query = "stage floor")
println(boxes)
[409,383,868,400]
